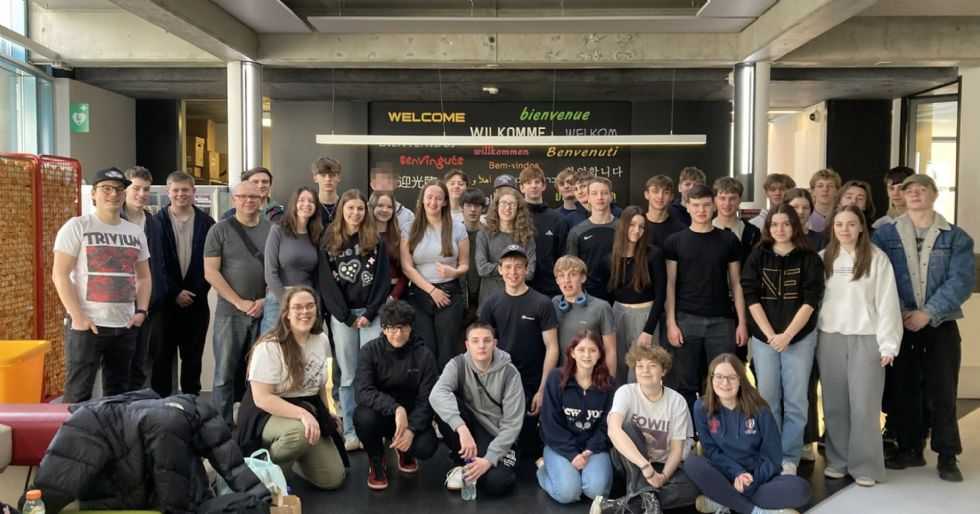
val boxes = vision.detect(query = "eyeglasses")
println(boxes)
[382,325,410,334]
[288,303,317,313]
[95,184,126,195]
[234,194,261,202]
[498,201,518,209]
[711,374,739,384]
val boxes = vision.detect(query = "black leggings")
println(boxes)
[352,405,439,461]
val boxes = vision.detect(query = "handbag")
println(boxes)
[217,449,289,497]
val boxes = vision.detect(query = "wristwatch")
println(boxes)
[135,308,148,316]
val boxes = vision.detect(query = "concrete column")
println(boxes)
[733,61,770,205]
[956,67,980,398]
[226,60,262,188]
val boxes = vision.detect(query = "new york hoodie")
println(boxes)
[539,368,615,461]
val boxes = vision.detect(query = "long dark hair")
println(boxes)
[323,189,379,257]
[823,205,872,281]
[758,203,811,251]
[281,186,325,245]
[558,330,614,392]
[700,353,770,419]
[250,286,324,392]
[369,189,401,267]
[408,179,454,257]
[609,206,651,293]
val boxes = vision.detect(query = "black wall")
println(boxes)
[825,99,893,221]
[629,101,732,206]
[135,100,181,184]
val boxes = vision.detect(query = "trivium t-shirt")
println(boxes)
[247,333,329,398]
[53,214,150,327]
[610,384,693,463]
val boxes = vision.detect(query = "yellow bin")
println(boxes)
[0,340,52,403]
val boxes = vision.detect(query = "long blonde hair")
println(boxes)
[484,186,534,247]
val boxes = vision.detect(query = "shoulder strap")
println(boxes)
[227,218,264,264]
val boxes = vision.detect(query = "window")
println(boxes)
[906,87,959,222]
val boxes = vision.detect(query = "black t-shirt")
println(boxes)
[663,228,742,318]
[320,201,338,226]
[567,218,618,303]
[646,214,688,250]
[478,287,558,391]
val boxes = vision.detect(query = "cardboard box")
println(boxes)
[207,151,220,178]
[271,494,301,514]
[219,153,229,179]
[191,166,204,179]
[187,118,217,151]
[187,136,205,167]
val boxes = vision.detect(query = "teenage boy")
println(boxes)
[807,168,840,233]
[459,187,487,329]
[121,166,166,391]
[749,173,796,229]
[313,156,343,226]
[711,177,761,264]
[872,166,915,230]
[567,177,619,304]
[643,175,688,250]
[203,181,273,426]
[429,322,526,496]
[556,167,579,218]
[668,166,705,227]
[479,245,559,458]
[663,184,748,412]
[519,164,569,298]
[153,171,215,396]
[565,170,594,227]
[370,165,415,230]
[445,168,469,223]
[874,174,975,482]
[551,256,616,375]
[52,167,151,402]
[221,167,284,222]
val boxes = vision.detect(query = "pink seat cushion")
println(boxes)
[0,403,71,466]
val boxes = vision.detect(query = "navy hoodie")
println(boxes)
[527,202,569,297]
[539,368,616,461]
[693,398,781,497]
[156,205,214,301]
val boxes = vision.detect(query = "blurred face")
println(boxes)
[497,193,519,223]
[627,215,645,244]
[769,213,793,245]
[839,185,867,210]
[462,202,483,223]
[710,362,740,402]
[678,179,699,195]
[233,183,261,216]
[833,210,862,247]
[559,176,576,200]
[887,180,906,207]
[286,291,318,334]
[382,323,411,348]
[295,190,317,222]
[422,185,446,216]
[373,195,394,223]
[371,171,397,191]
[644,186,672,211]
[465,327,497,363]
[555,268,586,297]
[446,174,467,201]
[687,196,715,224]
[812,179,837,204]
[588,182,612,211]
[634,358,665,387]
[313,172,340,194]
[498,256,528,288]
[342,198,366,229]
[126,177,151,208]
[520,178,546,203]
[166,180,195,208]
[94,180,127,209]
[765,184,787,206]
[571,339,601,373]
[714,191,741,217]
[902,183,937,212]
[247,172,272,199]
[788,197,812,224]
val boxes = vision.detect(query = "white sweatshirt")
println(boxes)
[817,246,903,357]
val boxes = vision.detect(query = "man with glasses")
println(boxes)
[203,181,273,426]
[52,167,151,402]
[221,167,285,222]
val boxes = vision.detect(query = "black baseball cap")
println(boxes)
[92,166,131,188]
[498,244,528,261]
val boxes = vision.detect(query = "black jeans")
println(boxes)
[892,321,962,455]
[62,318,138,403]
[435,397,519,496]
[151,299,209,396]
[665,312,736,414]
[352,404,439,461]
[610,421,698,509]
[407,280,464,369]
[128,311,156,391]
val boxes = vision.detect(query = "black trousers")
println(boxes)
[435,398,519,496]
[892,321,962,455]
[151,299,209,396]
[352,405,439,461]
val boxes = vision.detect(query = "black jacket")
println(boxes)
[121,205,167,310]
[741,246,825,344]
[527,203,569,297]
[156,205,215,301]
[318,234,391,324]
[354,333,439,434]
[29,390,268,514]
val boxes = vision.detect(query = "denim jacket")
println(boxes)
[872,213,975,326]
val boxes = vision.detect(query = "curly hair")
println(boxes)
[484,186,535,247]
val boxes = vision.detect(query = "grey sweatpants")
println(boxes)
[613,302,659,385]
[816,331,886,482]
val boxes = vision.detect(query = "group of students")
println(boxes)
[51,158,973,513]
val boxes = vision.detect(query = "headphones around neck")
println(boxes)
[557,294,590,313]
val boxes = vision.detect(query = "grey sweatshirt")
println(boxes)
[429,349,525,465]
[264,224,319,297]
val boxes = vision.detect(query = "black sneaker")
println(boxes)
[590,495,633,514]
[937,454,963,482]
[885,448,926,470]
[639,491,662,514]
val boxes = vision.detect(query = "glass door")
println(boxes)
[907,94,959,221]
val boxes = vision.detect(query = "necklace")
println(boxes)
[322,201,337,221]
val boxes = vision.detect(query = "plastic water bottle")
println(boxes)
[22,489,45,514]
[461,458,477,501]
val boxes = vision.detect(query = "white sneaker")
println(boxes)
[344,436,362,451]
[854,476,876,487]
[695,495,731,513]
[754,509,799,514]
[800,444,815,462]
[445,465,463,491]
[781,461,798,475]
[535,457,544,469]
[824,467,846,479]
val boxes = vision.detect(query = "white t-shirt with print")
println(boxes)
[53,214,150,327]
[610,384,693,463]
[247,333,329,398]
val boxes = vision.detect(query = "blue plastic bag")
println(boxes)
[216,449,289,497]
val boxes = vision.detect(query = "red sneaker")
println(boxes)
[368,455,388,490]
[397,450,419,474]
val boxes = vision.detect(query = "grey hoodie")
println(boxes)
[429,348,525,465]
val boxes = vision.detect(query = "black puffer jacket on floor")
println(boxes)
[29,389,269,514]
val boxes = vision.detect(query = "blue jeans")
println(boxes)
[330,308,381,439]
[212,309,262,426]
[259,290,281,335]
[537,445,612,504]
[751,332,816,465]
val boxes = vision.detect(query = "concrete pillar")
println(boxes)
[733,61,770,205]
[956,67,980,398]
[226,60,263,188]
